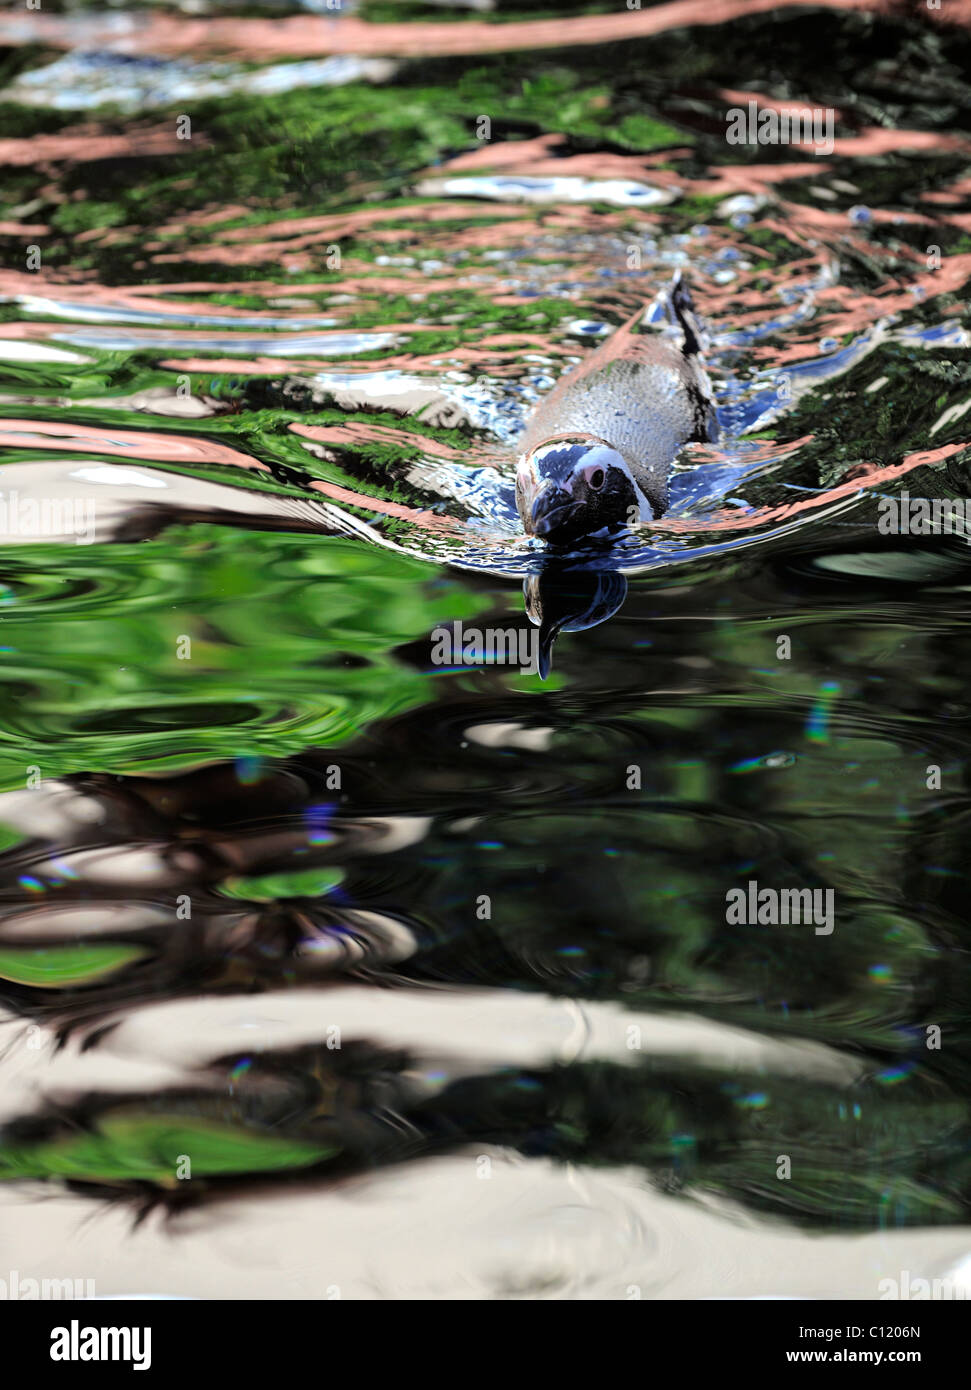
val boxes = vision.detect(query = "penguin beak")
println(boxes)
[527,483,580,539]
[518,463,581,540]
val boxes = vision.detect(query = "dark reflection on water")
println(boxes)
[0,0,970,1299]
[3,535,971,1241]
[523,563,629,678]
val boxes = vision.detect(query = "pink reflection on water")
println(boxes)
[0,0,962,62]
[0,418,268,472]
[658,443,971,536]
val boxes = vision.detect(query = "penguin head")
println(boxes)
[516,435,640,544]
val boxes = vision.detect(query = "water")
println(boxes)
[0,0,971,1300]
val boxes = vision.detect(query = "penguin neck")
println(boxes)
[616,449,665,521]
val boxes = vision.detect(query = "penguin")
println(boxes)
[515,271,718,544]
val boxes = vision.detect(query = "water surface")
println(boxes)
[0,0,970,1299]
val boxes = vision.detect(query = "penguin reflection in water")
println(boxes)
[524,563,628,680]
[516,271,718,544]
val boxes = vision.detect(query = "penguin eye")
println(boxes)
[588,467,605,490]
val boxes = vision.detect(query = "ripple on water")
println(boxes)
[0,1,969,1295]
